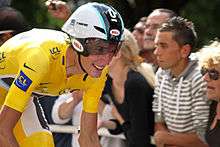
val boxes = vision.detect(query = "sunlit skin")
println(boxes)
[66,44,115,78]
[154,31,190,77]
[203,66,220,101]
[81,53,114,78]
[144,11,170,50]
[132,22,145,49]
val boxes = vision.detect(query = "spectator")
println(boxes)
[101,29,155,147]
[0,6,29,45]
[45,0,89,21]
[39,95,73,147]
[142,8,177,67]
[132,17,147,50]
[97,94,128,147]
[45,0,71,21]
[199,40,220,147]
[153,16,209,147]
[50,91,82,147]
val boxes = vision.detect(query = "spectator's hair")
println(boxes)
[158,16,197,50]
[133,17,147,33]
[152,8,177,19]
[199,40,220,69]
[139,16,147,23]
[0,7,29,35]
[120,29,155,87]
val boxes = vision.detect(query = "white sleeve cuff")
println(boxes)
[51,94,72,124]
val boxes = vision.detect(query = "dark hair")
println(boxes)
[152,8,177,19]
[158,16,197,50]
[0,7,29,35]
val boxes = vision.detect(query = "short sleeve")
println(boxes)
[4,48,49,112]
[83,67,108,113]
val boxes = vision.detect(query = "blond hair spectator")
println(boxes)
[199,40,220,147]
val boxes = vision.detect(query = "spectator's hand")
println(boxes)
[111,105,125,124]
[45,0,71,21]
[154,131,168,147]
[97,120,104,129]
[72,90,83,104]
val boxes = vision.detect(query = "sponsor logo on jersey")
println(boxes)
[50,47,61,59]
[110,29,120,36]
[0,52,6,61]
[23,63,35,72]
[0,52,6,69]
[59,88,76,95]
[14,70,32,92]
[50,47,61,55]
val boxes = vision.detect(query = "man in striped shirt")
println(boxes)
[153,16,209,147]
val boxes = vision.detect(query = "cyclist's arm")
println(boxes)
[79,67,108,147]
[0,49,49,146]
[0,105,21,147]
[79,111,101,147]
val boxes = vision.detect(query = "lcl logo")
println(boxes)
[0,52,6,61]
[17,76,28,86]
[50,47,61,55]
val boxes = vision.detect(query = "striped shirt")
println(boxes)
[153,60,209,136]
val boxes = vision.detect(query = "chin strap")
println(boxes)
[77,53,88,81]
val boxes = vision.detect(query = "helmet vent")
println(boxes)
[94,26,106,34]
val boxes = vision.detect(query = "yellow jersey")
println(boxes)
[0,28,108,113]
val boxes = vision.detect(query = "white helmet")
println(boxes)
[62,2,124,56]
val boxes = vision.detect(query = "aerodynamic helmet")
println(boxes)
[62,2,124,56]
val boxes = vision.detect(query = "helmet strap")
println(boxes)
[77,53,88,80]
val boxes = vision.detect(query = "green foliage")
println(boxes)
[11,0,220,49]
[11,0,63,29]
[181,0,220,50]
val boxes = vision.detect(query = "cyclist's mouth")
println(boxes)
[93,63,105,70]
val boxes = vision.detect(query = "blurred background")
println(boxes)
[7,0,220,50]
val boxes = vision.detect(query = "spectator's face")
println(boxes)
[132,22,145,49]
[144,11,170,50]
[203,66,220,101]
[154,31,183,71]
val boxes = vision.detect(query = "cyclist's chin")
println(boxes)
[88,69,102,78]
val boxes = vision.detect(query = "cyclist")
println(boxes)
[0,2,124,147]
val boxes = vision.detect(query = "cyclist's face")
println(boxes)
[84,39,120,55]
[81,39,120,78]
[80,53,113,78]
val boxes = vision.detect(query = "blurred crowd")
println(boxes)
[1,0,220,147]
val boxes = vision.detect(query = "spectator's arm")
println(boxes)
[111,105,125,124]
[124,72,154,146]
[155,122,168,132]
[154,131,209,147]
[58,91,82,119]
[191,75,210,143]
[45,0,71,21]
[51,93,73,124]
